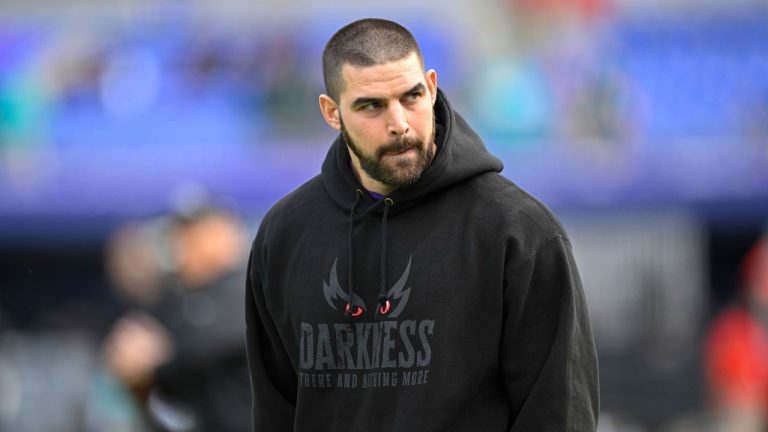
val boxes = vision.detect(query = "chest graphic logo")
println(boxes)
[322,256,412,318]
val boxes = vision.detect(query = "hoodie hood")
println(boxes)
[321,89,503,216]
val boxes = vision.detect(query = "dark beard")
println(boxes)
[341,117,436,189]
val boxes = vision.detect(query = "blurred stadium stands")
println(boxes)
[1,0,767,431]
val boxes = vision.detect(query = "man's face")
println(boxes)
[320,52,438,192]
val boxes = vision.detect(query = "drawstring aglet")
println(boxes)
[377,294,391,315]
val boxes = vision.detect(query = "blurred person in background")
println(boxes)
[86,221,168,432]
[245,18,598,431]
[703,231,768,432]
[100,206,251,432]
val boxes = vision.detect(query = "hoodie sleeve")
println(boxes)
[501,235,599,431]
[245,239,298,430]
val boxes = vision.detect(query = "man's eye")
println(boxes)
[362,102,381,111]
[404,92,421,103]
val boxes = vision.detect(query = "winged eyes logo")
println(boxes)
[322,256,412,318]
[302,255,433,390]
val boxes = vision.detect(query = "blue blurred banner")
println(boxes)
[0,9,766,235]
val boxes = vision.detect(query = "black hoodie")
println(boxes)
[245,90,599,431]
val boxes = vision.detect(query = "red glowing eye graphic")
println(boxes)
[379,300,391,315]
[345,303,364,317]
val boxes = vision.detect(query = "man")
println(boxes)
[246,18,599,431]
[704,235,768,431]
[105,207,251,432]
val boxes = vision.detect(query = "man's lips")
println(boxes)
[384,147,415,156]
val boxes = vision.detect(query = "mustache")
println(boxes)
[375,136,422,159]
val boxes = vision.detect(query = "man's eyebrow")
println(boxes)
[350,83,427,109]
[350,96,382,109]
[402,83,426,97]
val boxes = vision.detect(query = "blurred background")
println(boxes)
[1,0,767,431]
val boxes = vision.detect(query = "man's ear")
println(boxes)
[425,69,438,106]
[319,94,342,130]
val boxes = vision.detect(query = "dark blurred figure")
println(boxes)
[101,207,251,432]
[703,232,768,432]
[86,220,168,432]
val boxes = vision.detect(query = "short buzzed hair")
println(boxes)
[322,18,424,102]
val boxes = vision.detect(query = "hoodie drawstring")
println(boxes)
[377,198,394,315]
[345,192,395,319]
[345,189,364,318]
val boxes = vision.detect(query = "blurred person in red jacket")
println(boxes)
[705,234,768,432]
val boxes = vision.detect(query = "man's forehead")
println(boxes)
[339,53,425,100]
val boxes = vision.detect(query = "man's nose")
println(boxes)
[387,104,409,136]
